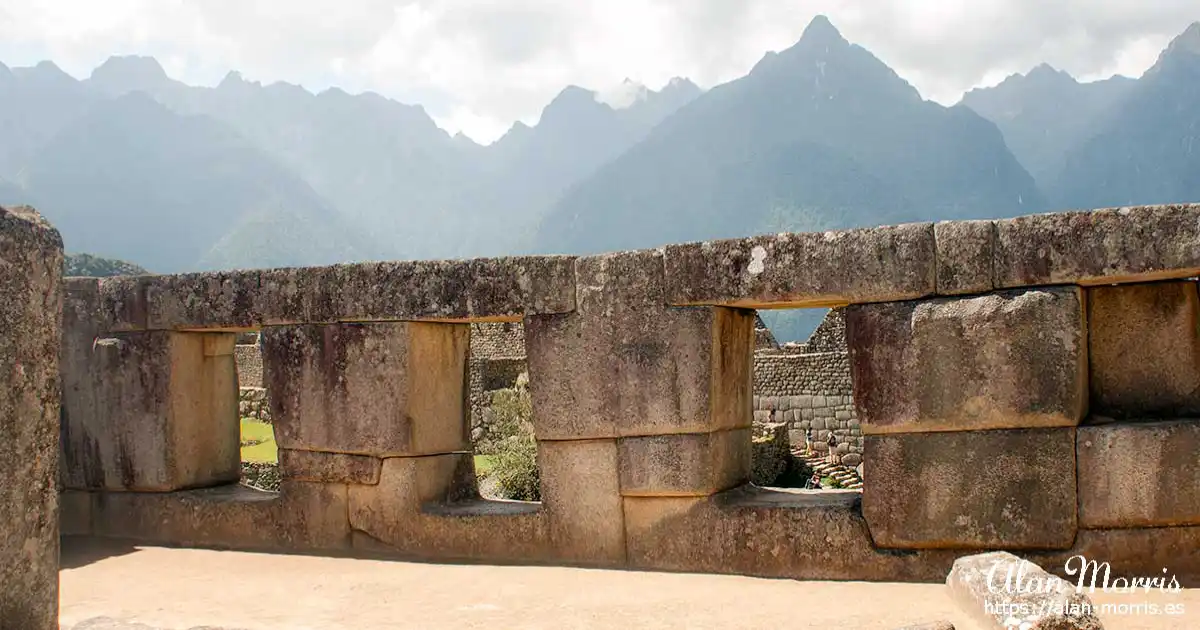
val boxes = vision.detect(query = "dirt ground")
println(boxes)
[59,538,1196,630]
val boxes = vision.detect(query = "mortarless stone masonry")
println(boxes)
[53,203,1200,588]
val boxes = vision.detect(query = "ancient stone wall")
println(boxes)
[56,204,1200,587]
[235,343,263,389]
[0,206,62,629]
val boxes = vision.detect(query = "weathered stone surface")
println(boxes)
[935,220,994,296]
[864,429,1077,550]
[847,288,1086,434]
[891,623,955,630]
[946,552,1102,630]
[751,422,791,486]
[663,222,936,308]
[0,205,62,630]
[526,250,753,440]
[61,330,241,491]
[995,203,1200,288]
[278,450,382,485]
[1032,525,1200,588]
[96,275,152,332]
[1088,282,1200,418]
[618,429,751,496]
[348,455,550,563]
[77,481,351,551]
[537,438,626,564]
[262,322,469,456]
[135,256,576,331]
[624,486,960,582]
[1077,420,1200,528]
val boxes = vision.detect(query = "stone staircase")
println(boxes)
[792,449,863,490]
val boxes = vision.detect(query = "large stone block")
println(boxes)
[0,205,62,630]
[847,288,1086,434]
[863,429,1077,550]
[934,220,994,296]
[138,255,576,331]
[537,438,627,564]
[624,486,960,582]
[1087,282,1200,418]
[617,429,751,496]
[946,552,1102,630]
[1032,525,1200,588]
[278,450,382,485]
[82,481,351,551]
[348,455,550,564]
[994,203,1200,288]
[526,250,754,440]
[663,222,936,308]
[1077,420,1200,528]
[60,330,241,491]
[262,322,470,456]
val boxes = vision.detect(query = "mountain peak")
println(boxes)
[1168,21,1200,56]
[1148,21,1200,75]
[217,70,248,89]
[800,14,846,46]
[88,56,169,94]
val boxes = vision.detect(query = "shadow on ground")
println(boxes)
[61,536,144,570]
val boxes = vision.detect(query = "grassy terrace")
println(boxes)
[239,418,497,473]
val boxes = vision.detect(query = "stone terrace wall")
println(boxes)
[57,204,1200,587]
[751,308,860,463]
[0,206,62,629]
[752,351,861,465]
[235,343,264,389]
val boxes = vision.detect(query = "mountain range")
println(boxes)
[2,16,1199,339]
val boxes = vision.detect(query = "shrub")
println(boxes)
[479,373,540,501]
[490,429,540,501]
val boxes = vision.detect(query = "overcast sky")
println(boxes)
[0,1,1196,143]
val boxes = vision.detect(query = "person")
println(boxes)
[826,431,838,465]
[807,472,822,490]
[804,428,814,456]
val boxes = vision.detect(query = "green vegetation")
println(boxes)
[477,375,540,501]
[64,252,149,277]
[473,454,496,476]
[240,419,277,464]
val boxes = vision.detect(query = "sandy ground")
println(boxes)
[60,538,1197,630]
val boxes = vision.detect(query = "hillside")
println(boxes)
[960,65,1135,187]
[1049,23,1200,210]
[64,253,149,277]
[22,92,364,272]
[85,59,700,260]
[532,16,1042,255]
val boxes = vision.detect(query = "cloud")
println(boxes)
[0,0,1195,143]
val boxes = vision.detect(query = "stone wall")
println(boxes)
[750,309,861,462]
[235,343,263,389]
[239,387,271,423]
[57,204,1200,587]
[1,206,62,629]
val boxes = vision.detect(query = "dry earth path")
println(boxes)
[60,538,1196,630]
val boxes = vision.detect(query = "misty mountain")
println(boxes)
[3,15,1200,342]
[532,16,1042,256]
[1049,23,1200,210]
[84,59,700,260]
[21,91,364,272]
[960,64,1136,187]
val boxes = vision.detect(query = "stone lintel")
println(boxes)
[995,203,1200,289]
[663,222,936,308]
